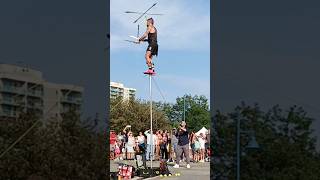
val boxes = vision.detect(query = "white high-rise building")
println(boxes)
[0,64,83,119]
[110,82,136,101]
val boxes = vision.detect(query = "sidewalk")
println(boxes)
[110,159,210,180]
[158,162,210,180]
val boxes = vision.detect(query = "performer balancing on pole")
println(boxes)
[138,17,158,74]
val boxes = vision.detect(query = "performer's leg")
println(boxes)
[145,51,152,68]
[150,54,154,69]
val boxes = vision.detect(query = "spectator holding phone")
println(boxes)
[173,121,191,169]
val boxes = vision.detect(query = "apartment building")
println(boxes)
[110,82,136,101]
[0,64,83,119]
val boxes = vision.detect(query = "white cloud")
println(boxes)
[110,0,210,52]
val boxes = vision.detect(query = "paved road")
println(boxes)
[110,159,210,180]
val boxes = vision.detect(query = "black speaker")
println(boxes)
[136,167,161,177]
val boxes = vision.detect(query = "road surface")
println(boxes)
[110,159,210,180]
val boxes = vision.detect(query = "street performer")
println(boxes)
[138,17,158,74]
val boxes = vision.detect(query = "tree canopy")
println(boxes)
[212,103,320,179]
[110,98,171,134]
[157,94,210,132]
[110,95,210,134]
[0,111,106,179]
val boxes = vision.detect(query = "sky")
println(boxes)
[110,0,210,104]
[0,0,107,120]
[214,0,320,148]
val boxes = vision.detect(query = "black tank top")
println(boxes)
[148,27,157,45]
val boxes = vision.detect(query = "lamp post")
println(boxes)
[236,114,260,180]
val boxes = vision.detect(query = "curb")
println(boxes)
[131,176,159,180]
[144,176,160,180]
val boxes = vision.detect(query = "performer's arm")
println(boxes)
[139,26,151,41]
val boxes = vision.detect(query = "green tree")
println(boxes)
[174,95,210,132]
[0,112,42,179]
[213,103,320,179]
[0,110,106,179]
[110,98,171,134]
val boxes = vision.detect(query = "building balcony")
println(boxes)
[0,98,24,106]
[27,103,44,109]
[0,110,17,117]
[0,86,25,94]
[60,96,82,105]
[60,107,81,114]
[27,90,43,97]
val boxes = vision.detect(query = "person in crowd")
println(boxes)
[117,137,123,160]
[126,131,135,160]
[109,130,117,160]
[137,131,146,150]
[161,132,169,160]
[156,130,162,160]
[122,125,131,159]
[206,146,211,162]
[205,130,210,162]
[173,121,191,169]
[170,128,178,162]
[120,134,126,160]
[117,132,124,144]
[194,136,201,162]
[198,132,206,162]
[189,132,196,162]
[189,132,196,161]
[114,139,121,160]
[144,129,156,161]
[166,131,172,162]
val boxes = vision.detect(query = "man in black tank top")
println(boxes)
[138,18,158,73]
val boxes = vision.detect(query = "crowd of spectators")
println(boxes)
[109,124,210,167]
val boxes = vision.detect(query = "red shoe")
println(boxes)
[143,69,156,75]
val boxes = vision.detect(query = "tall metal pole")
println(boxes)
[237,116,240,180]
[183,96,185,122]
[149,74,153,169]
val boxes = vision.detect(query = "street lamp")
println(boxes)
[246,134,260,149]
[236,114,260,180]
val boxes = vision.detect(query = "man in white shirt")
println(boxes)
[144,129,156,161]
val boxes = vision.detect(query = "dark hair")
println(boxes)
[147,18,154,24]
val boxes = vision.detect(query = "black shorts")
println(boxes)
[146,44,158,56]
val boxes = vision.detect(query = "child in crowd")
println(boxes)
[194,136,201,162]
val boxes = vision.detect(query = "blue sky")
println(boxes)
[110,0,210,104]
